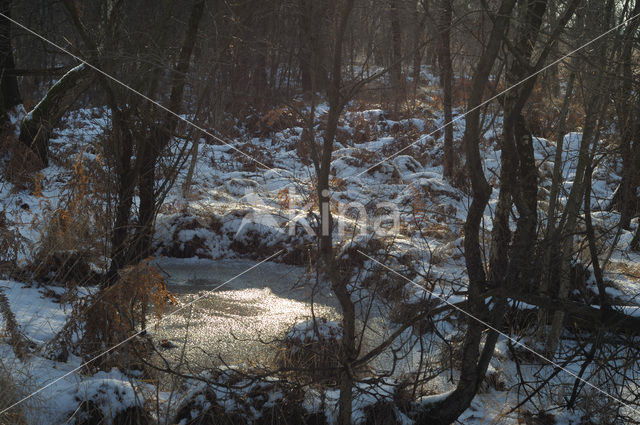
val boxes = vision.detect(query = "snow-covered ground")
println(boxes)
[0,95,639,424]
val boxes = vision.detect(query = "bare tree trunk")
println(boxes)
[545,0,614,356]
[632,218,640,250]
[389,0,403,115]
[107,106,135,280]
[313,2,356,423]
[417,1,517,422]
[0,0,21,124]
[19,64,94,166]
[436,0,457,181]
[584,162,610,311]
[490,0,548,294]
[299,0,328,95]
[537,68,575,337]
[252,13,269,108]
[420,0,577,419]
[183,137,200,198]
[536,0,582,338]
[545,95,600,355]
[132,0,205,262]
[546,70,576,233]
[411,0,426,94]
[615,0,640,229]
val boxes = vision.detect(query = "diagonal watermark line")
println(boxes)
[0,12,283,177]
[355,10,640,178]
[0,17,291,420]
[357,250,640,417]
[1,4,636,421]
[0,249,284,417]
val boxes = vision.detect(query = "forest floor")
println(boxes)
[1,76,639,424]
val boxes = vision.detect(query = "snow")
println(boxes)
[0,77,638,425]
[0,281,70,344]
[23,64,87,124]
[286,318,343,342]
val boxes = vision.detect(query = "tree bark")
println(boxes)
[389,0,403,115]
[545,94,601,356]
[537,68,575,337]
[299,0,328,95]
[436,0,457,181]
[490,0,548,295]
[615,0,640,229]
[417,1,517,423]
[107,107,135,280]
[18,64,94,166]
[313,2,356,423]
[411,0,427,94]
[0,0,21,123]
[131,0,205,262]
[545,0,614,356]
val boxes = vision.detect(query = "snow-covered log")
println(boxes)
[18,64,94,166]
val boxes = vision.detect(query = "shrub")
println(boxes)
[158,212,221,259]
[257,105,301,136]
[0,210,27,278]
[2,138,44,192]
[111,406,152,425]
[174,372,322,425]
[31,153,108,288]
[274,318,346,385]
[350,113,378,144]
[0,288,31,359]
[520,411,556,425]
[79,259,175,369]
[47,259,175,369]
[71,400,103,425]
[0,361,27,425]
[362,401,404,425]
[71,393,152,425]
[32,250,97,287]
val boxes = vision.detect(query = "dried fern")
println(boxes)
[0,287,28,360]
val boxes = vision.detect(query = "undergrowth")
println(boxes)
[47,259,176,370]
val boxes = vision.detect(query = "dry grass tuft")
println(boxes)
[79,259,175,369]
[609,260,640,280]
[30,153,109,288]
[2,138,44,192]
[257,104,302,136]
[0,210,27,278]
[274,318,344,385]
[0,361,27,425]
[361,401,404,425]
[350,113,379,144]
[47,259,175,370]
[0,288,31,359]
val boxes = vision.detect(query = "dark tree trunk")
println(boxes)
[253,49,268,106]
[491,0,548,293]
[313,2,356,424]
[411,0,426,93]
[417,1,517,422]
[632,220,640,251]
[545,0,613,355]
[436,0,456,181]
[107,108,135,281]
[423,0,579,417]
[19,64,94,166]
[389,0,403,89]
[0,0,21,122]
[130,0,205,263]
[616,0,640,229]
[299,0,328,95]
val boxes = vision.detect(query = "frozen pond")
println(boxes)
[150,258,341,371]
